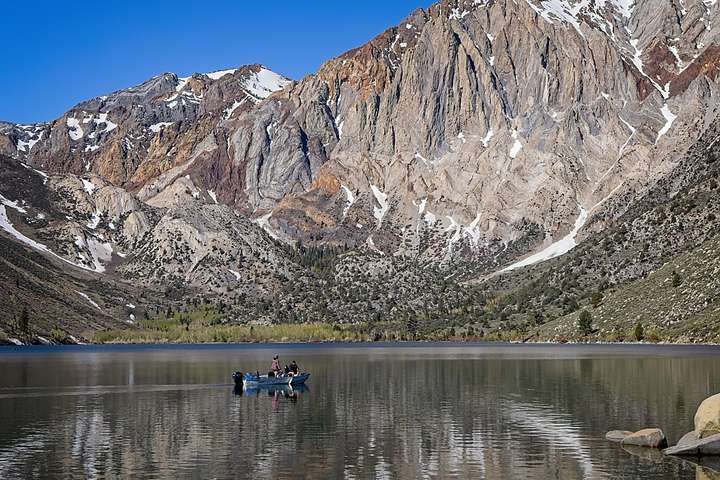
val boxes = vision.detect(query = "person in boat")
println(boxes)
[271,355,281,376]
[284,365,290,375]
[290,360,299,375]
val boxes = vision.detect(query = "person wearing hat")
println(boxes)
[270,355,281,376]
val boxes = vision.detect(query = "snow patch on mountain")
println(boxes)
[509,131,523,158]
[76,291,101,310]
[610,0,635,19]
[500,183,624,273]
[86,212,101,229]
[94,113,117,134]
[175,76,190,92]
[74,233,111,273]
[449,7,471,20]
[82,178,96,195]
[415,152,432,166]
[0,195,112,274]
[463,214,482,247]
[149,122,173,133]
[656,104,677,142]
[66,118,84,141]
[224,99,247,119]
[668,45,684,69]
[522,0,587,37]
[341,185,355,218]
[501,206,589,272]
[0,201,57,259]
[205,69,237,80]
[242,68,291,100]
[20,163,48,184]
[481,128,494,147]
[255,212,280,240]
[370,185,389,228]
[445,216,463,250]
[366,235,385,255]
[17,131,43,153]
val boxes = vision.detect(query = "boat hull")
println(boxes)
[243,373,310,388]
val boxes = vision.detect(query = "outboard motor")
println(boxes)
[232,371,243,387]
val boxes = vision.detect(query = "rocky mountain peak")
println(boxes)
[1,0,720,340]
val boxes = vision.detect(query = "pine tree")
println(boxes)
[578,310,592,336]
[18,306,30,334]
[532,311,545,326]
[634,322,645,342]
[406,315,418,339]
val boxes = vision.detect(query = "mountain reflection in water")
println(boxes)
[0,343,719,479]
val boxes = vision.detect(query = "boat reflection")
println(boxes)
[234,384,309,401]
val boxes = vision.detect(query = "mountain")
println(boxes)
[2,0,720,344]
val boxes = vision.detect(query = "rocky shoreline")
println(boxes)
[607,393,720,476]
[6,336,720,347]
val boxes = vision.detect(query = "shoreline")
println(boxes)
[3,339,720,348]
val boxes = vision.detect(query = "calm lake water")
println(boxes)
[1,343,720,479]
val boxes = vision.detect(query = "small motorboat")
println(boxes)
[233,371,310,388]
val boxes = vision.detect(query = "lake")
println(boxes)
[1,343,720,479]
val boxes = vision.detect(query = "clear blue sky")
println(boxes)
[0,1,433,124]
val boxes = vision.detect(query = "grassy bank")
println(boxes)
[88,305,499,344]
[92,322,368,344]
[90,323,497,344]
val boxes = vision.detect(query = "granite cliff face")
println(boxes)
[246,0,720,262]
[2,0,720,342]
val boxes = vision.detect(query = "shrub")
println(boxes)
[578,310,593,336]
[671,270,682,287]
[634,322,645,342]
[49,328,66,343]
[610,323,625,342]
[646,329,661,343]
[531,311,545,326]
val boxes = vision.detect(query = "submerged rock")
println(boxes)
[622,444,666,463]
[697,394,720,439]
[606,430,633,443]
[672,456,720,479]
[664,433,720,456]
[620,428,668,449]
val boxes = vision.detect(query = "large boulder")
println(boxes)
[678,431,700,448]
[698,466,720,480]
[664,433,720,456]
[606,430,633,443]
[621,428,668,448]
[696,394,720,439]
